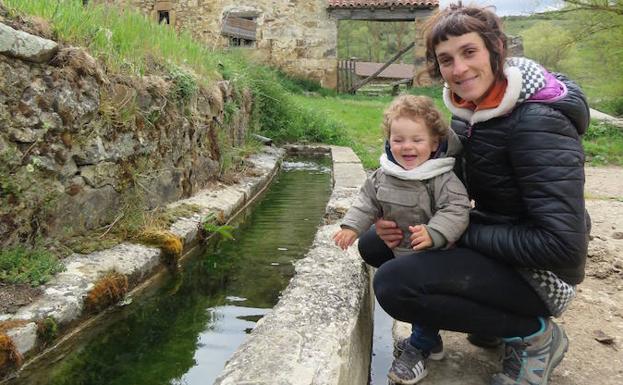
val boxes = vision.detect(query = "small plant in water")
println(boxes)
[202,212,235,241]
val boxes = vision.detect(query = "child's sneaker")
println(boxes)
[490,318,569,385]
[388,340,430,385]
[393,336,444,360]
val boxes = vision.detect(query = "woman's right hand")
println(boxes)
[375,218,403,249]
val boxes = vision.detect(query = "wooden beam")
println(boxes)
[350,41,415,93]
[222,16,257,40]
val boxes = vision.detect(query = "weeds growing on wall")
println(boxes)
[84,270,129,313]
[36,317,59,347]
[216,131,265,184]
[4,0,352,149]
[137,229,183,266]
[0,333,22,375]
[169,66,198,104]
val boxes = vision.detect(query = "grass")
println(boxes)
[582,120,623,166]
[0,247,64,286]
[292,94,388,168]
[295,87,623,169]
[292,86,449,169]
[2,0,223,80]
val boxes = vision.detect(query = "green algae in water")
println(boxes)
[13,156,332,385]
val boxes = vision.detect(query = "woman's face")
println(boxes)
[435,32,496,104]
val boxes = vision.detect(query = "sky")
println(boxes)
[438,0,565,16]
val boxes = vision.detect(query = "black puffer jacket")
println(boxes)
[450,72,590,285]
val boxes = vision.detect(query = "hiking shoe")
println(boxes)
[490,319,569,385]
[388,340,429,385]
[467,333,503,349]
[393,336,444,360]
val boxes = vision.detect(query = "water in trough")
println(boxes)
[12,156,332,385]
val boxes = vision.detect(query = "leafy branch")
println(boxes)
[202,213,235,240]
[563,0,623,15]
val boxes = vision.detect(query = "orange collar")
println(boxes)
[450,79,508,111]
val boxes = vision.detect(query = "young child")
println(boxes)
[332,94,470,385]
[333,94,469,256]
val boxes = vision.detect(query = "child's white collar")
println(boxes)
[380,154,455,181]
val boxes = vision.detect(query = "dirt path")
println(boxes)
[555,166,623,385]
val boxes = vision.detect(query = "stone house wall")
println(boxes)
[99,0,338,88]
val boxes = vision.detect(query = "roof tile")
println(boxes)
[327,0,438,9]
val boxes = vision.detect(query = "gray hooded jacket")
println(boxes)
[341,134,470,257]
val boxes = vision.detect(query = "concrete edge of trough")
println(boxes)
[214,145,374,385]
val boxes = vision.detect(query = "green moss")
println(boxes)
[159,204,204,225]
[0,246,65,286]
[65,235,122,255]
[36,317,59,346]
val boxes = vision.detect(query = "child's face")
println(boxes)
[389,117,439,170]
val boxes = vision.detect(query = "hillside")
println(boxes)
[503,9,623,116]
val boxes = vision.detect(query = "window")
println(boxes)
[222,14,257,48]
[159,10,170,25]
[228,36,255,47]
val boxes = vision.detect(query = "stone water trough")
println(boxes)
[2,145,375,385]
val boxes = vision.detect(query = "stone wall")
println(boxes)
[99,0,338,88]
[0,20,251,248]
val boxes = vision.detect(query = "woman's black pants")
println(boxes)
[359,228,550,337]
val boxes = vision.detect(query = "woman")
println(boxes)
[358,3,590,385]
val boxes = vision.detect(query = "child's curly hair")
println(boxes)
[381,95,448,139]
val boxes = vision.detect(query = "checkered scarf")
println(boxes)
[506,57,547,104]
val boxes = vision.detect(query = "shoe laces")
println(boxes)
[399,342,425,367]
[501,341,528,379]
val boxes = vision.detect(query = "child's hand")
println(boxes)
[332,228,358,250]
[409,225,433,251]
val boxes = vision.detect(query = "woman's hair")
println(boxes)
[381,95,448,139]
[421,2,508,81]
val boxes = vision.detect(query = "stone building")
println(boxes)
[95,0,439,89]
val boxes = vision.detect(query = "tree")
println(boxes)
[563,0,623,15]
[522,22,575,70]
[556,0,623,41]
[368,21,382,62]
